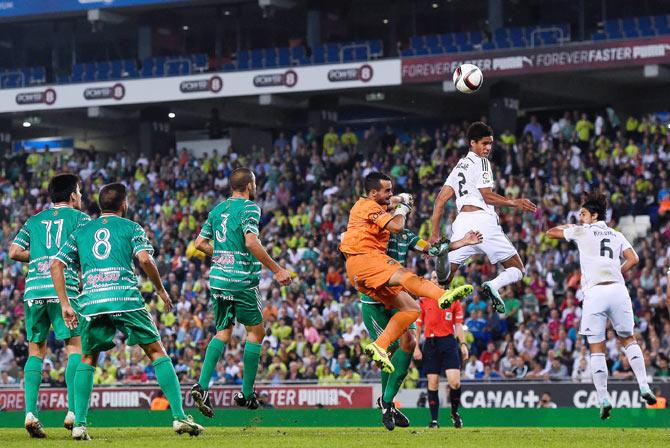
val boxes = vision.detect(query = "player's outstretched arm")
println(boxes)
[244,232,292,285]
[546,225,573,240]
[479,187,536,212]
[429,185,455,244]
[194,235,214,257]
[137,250,172,311]
[621,247,639,274]
[50,260,78,330]
[8,243,30,262]
[449,231,483,250]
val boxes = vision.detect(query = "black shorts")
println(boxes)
[422,335,461,374]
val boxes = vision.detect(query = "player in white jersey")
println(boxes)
[430,122,536,314]
[547,192,656,419]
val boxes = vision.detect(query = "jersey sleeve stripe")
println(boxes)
[13,238,29,249]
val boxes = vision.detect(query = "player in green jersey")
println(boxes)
[51,183,203,440]
[190,168,292,417]
[361,220,482,431]
[9,174,89,438]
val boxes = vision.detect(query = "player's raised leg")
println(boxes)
[388,267,473,311]
[364,290,419,374]
[482,254,525,314]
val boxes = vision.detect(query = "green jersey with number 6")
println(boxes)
[13,206,91,301]
[199,197,262,291]
[55,214,154,317]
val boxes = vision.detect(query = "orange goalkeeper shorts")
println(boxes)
[344,252,403,308]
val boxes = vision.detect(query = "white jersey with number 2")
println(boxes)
[563,221,632,290]
[445,151,496,216]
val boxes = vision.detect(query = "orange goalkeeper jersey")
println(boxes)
[339,197,394,255]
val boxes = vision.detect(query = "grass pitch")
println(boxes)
[2,427,668,448]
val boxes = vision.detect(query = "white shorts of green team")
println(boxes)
[579,282,635,344]
[448,210,518,266]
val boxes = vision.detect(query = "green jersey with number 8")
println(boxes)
[199,197,262,291]
[55,214,154,317]
[13,206,91,301]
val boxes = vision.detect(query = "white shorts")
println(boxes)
[448,211,517,265]
[579,283,634,342]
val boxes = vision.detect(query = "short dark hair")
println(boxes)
[230,168,254,192]
[99,183,127,213]
[48,174,80,203]
[364,172,391,193]
[582,191,607,221]
[467,121,493,143]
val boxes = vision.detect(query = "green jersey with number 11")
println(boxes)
[55,214,154,317]
[199,197,262,291]
[13,206,91,301]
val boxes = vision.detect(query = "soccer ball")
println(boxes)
[453,64,483,94]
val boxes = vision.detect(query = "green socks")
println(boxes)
[380,371,389,397]
[66,353,82,413]
[24,356,43,416]
[242,341,262,399]
[153,356,186,420]
[383,349,412,404]
[74,363,95,426]
[198,337,225,391]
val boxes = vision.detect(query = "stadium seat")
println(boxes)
[440,33,454,47]
[264,47,278,66]
[141,59,154,77]
[110,60,123,79]
[482,41,496,50]
[400,48,415,57]
[325,43,339,62]
[410,36,425,50]
[454,32,469,47]
[458,43,474,52]
[96,61,111,80]
[592,32,608,41]
[509,27,525,48]
[278,47,291,66]
[154,57,166,77]
[654,15,670,34]
[192,53,208,72]
[222,63,237,71]
[341,47,354,62]
[251,49,264,69]
[469,31,483,45]
[428,45,444,55]
[30,66,46,84]
[123,59,139,78]
[369,39,383,58]
[354,46,367,61]
[83,63,96,82]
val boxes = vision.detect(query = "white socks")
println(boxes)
[489,266,523,291]
[590,353,610,403]
[623,343,649,389]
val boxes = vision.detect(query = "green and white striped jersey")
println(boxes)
[55,214,153,317]
[199,197,262,291]
[359,229,422,305]
[13,206,91,300]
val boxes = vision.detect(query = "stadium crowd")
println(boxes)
[1,108,670,389]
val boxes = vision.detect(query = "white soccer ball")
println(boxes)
[452,63,483,94]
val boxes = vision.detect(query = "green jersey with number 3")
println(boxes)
[13,206,91,301]
[199,197,262,291]
[55,214,154,317]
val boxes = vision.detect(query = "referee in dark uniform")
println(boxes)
[414,271,469,428]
